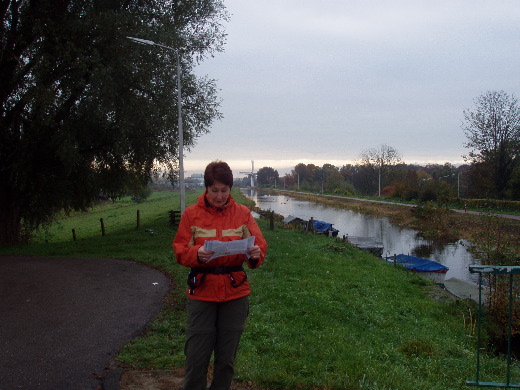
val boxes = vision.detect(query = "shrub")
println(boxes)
[412,202,458,240]
[463,199,520,212]
[467,212,520,349]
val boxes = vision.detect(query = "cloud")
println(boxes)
[188,0,520,175]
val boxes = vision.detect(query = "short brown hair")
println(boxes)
[204,161,233,188]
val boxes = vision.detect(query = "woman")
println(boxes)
[173,161,268,390]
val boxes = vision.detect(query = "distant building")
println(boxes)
[186,173,204,188]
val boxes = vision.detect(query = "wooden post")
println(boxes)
[72,228,76,241]
[169,210,180,226]
[100,218,106,236]
[393,254,397,266]
[136,210,140,230]
[269,211,274,231]
[307,217,315,233]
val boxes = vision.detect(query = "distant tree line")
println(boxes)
[241,91,520,203]
[246,159,518,202]
[124,89,520,205]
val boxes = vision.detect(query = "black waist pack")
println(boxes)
[187,266,246,295]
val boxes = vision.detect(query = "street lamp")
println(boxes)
[127,36,185,214]
[378,165,381,197]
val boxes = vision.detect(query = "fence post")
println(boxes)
[136,210,140,230]
[307,217,314,233]
[100,218,106,236]
[269,211,274,231]
[72,228,76,241]
[169,210,179,226]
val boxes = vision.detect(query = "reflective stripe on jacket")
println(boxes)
[173,192,268,302]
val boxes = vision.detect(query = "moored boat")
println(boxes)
[385,254,449,283]
[311,219,339,237]
[283,215,339,237]
[345,236,383,257]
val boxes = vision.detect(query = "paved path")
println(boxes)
[0,255,170,390]
[443,277,487,303]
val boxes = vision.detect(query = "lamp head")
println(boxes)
[126,36,156,46]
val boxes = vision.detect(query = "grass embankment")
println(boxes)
[2,191,519,389]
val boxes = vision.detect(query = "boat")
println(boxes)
[283,215,339,237]
[345,236,384,256]
[310,219,339,237]
[283,215,307,228]
[385,254,449,283]
[385,254,449,272]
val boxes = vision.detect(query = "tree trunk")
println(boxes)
[0,190,23,246]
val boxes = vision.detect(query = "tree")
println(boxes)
[339,164,356,184]
[462,91,520,199]
[256,167,279,187]
[508,166,520,200]
[402,169,420,200]
[281,173,295,189]
[319,164,345,193]
[314,166,326,193]
[291,163,320,190]
[0,1,228,244]
[291,163,306,189]
[359,144,403,196]
[463,162,493,199]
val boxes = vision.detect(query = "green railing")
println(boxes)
[467,265,520,388]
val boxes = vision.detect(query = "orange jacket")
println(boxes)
[173,192,267,302]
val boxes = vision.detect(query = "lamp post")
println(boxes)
[378,163,382,198]
[127,36,185,214]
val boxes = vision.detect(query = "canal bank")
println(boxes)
[245,188,520,258]
[241,188,519,301]
[264,189,520,231]
[241,188,479,283]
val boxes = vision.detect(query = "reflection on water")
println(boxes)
[242,188,479,284]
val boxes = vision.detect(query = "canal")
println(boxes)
[241,188,479,284]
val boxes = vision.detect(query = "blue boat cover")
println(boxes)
[387,254,449,273]
[313,220,339,234]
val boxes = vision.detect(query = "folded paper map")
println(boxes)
[204,236,256,261]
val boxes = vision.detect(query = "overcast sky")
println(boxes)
[186,0,520,177]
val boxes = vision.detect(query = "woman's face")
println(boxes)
[206,181,230,208]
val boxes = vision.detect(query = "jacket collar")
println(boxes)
[198,191,234,212]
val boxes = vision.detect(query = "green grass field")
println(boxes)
[2,190,518,389]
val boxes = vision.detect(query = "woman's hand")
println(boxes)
[197,246,214,263]
[247,245,261,260]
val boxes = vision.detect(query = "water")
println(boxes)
[242,188,480,284]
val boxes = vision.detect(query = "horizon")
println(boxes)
[184,157,468,178]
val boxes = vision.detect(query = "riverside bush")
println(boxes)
[411,202,459,240]
[461,198,520,213]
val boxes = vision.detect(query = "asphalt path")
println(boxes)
[0,255,170,390]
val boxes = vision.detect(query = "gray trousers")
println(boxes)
[183,296,249,390]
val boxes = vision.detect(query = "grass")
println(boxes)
[2,190,519,389]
